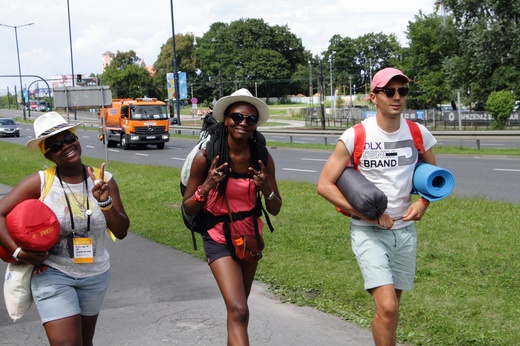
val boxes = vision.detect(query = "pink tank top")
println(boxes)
[205,177,264,244]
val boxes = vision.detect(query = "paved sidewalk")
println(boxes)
[0,183,374,345]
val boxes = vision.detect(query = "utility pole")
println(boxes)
[0,22,34,120]
[349,75,353,118]
[308,60,313,116]
[319,60,326,130]
[308,60,312,98]
[170,0,181,125]
[369,59,373,91]
[329,52,336,119]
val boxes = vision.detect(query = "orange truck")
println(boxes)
[100,97,170,149]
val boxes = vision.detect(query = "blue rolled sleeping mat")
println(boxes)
[412,163,455,201]
[336,167,388,219]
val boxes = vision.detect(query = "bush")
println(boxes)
[485,90,515,129]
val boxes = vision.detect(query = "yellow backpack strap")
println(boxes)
[41,167,57,201]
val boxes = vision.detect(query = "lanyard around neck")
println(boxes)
[56,165,90,234]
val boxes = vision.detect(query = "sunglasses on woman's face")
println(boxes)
[374,87,409,98]
[227,113,259,126]
[45,133,77,153]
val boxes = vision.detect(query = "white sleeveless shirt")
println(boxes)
[38,169,113,278]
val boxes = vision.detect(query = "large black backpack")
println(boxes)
[179,113,273,250]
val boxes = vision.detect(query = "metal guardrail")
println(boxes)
[172,126,520,149]
[2,110,517,149]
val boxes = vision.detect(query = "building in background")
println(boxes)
[102,51,115,69]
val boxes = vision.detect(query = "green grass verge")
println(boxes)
[1,141,519,345]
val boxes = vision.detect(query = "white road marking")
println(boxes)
[302,158,327,162]
[135,153,149,157]
[494,168,520,172]
[282,168,316,173]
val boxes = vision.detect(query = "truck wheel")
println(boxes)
[121,136,130,150]
[156,143,165,149]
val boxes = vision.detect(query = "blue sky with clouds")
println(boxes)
[0,0,438,95]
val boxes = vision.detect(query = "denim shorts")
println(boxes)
[31,266,111,324]
[350,223,417,291]
[202,232,232,264]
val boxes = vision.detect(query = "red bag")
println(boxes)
[0,199,60,263]
[232,234,264,262]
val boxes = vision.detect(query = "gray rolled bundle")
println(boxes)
[336,167,388,219]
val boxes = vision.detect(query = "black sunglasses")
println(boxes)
[227,113,259,126]
[46,133,77,153]
[374,87,409,98]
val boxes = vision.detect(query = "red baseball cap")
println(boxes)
[371,67,410,92]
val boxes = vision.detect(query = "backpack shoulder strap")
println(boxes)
[406,120,425,162]
[351,123,366,171]
[41,167,57,201]
[255,141,269,167]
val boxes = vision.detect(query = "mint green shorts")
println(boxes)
[350,224,417,291]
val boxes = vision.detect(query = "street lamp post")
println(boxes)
[308,60,313,118]
[0,22,34,121]
[308,60,312,98]
[329,52,335,118]
[170,0,181,126]
[349,75,353,119]
[66,0,79,121]
[67,0,75,88]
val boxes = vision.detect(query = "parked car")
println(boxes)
[0,118,20,137]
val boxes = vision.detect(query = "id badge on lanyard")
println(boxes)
[73,237,94,263]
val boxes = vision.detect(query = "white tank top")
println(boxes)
[38,169,113,278]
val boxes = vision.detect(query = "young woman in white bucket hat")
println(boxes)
[0,111,129,345]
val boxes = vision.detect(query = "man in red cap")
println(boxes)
[318,67,438,345]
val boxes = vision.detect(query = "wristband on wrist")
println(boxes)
[193,185,207,203]
[100,203,113,211]
[419,197,430,207]
[98,196,112,207]
[12,247,22,261]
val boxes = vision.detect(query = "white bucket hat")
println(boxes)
[212,88,269,127]
[26,112,82,149]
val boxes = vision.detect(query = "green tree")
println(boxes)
[153,33,197,101]
[290,51,315,97]
[327,35,360,94]
[402,11,459,109]
[101,50,155,99]
[485,90,515,129]
[324,33,401,95]
[195,18,305,99]
[0,93,18,109]
[443,0,520,105]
